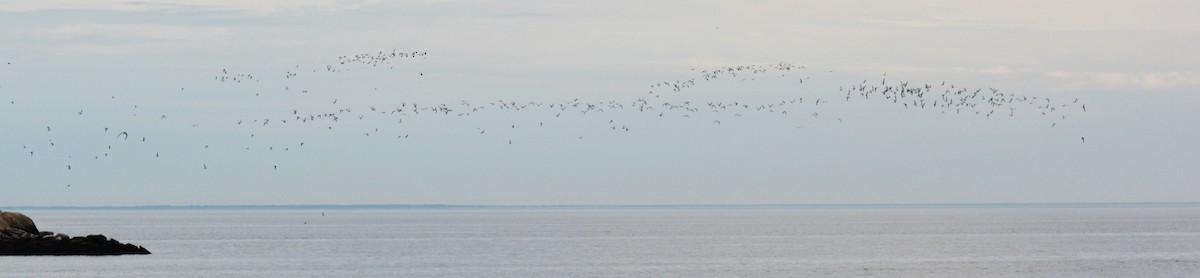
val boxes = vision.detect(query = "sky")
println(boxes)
[1,0,1198,206]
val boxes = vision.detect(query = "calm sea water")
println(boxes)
[3,206,1199,277]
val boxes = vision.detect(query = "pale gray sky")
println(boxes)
[2,1,1198,206]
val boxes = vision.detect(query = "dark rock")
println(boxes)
[85,234,107,242]
[0,231,151,255]
[0,211,150,256]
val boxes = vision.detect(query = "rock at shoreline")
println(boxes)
[0,211,39,234]
[0,231,151,255]
[0,210,150,256]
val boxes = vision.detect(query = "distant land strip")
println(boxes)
[5,202,1199,211]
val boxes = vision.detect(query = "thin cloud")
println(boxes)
[857,0,1199,32]
[0,0,392,14]
[1046,71,1200,91]
[26,22,232,55]
[43,22,230,41]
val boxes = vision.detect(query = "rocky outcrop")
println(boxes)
[0,211,150,255]
[0,211,39,234]
[0,231,150,255]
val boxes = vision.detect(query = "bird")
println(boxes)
[4,57,1090,190]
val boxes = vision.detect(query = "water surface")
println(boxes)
[4,206,1199,277]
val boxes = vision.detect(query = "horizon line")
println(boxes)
[4,201,1199,210]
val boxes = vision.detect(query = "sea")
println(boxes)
[3,204,1199,277]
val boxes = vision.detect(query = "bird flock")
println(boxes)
[1,51,1088,188]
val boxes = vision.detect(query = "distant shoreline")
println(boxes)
[5,202,1199,211]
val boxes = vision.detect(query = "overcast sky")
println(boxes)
[2,1,1198,206]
